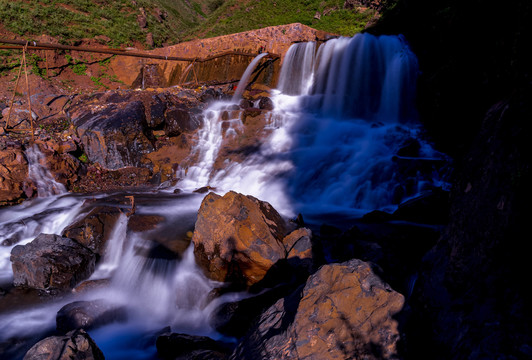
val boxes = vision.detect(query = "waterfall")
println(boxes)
[231,52,269,102]
[177,33,449,217]
[277,42,316,95]
[26,145,67,197]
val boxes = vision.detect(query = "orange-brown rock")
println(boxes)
[62,206,122,256]
[0,147,29,206]
[192,191,287,287]
[232,259,404,359]
[111,23,334,88]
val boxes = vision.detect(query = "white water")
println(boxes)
[231,52,269,102]
[179,33,449,218]
[26,145,67,197]
[0,33,450,359]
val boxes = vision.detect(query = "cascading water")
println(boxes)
[0,32,450,360]
[231,52,269,102]
[26,145,67,197]
[177,33,449,218]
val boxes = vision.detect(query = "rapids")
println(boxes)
[0,33,449,359]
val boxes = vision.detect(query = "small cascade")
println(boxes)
[26,145,66,197]
[231,52,269,102]
[277,42,316,95]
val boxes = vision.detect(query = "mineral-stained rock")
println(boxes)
[11,234,96,291]
[156,332,233,360]
[232,259,404,360]
[192,191,287,287]
[62,206,122,256]
[56,299,127,333]
[72,100,154,170]
[0,147,29,206]
[164,106,202,136]
[258,96,274,110]
[23,329,104,360]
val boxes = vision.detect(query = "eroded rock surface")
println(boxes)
[0,146,29,206]
[233,259,404,360]
[192,191,287,287]
[11,234,96,291]
[23,329,104,360]
[62,206,122,256]
[56,299,127,333]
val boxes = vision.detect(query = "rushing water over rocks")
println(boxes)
[0,33,451,359]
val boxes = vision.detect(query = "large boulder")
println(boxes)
[233,259,404,359]
[0,147,29,206]
[62,206,122,256]
[56,299,127,333]
[192,191,287,287]
[11,234,96,291]
[23,329,104,360]
[71,100,154,170]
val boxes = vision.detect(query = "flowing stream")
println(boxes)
[0,33,449,359]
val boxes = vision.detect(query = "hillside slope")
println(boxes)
[0,0,380,48]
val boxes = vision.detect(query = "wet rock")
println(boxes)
[11,234,96,291]
[128,214,165,232]
[396,138,421,157]
[23,329,104,360]
[164,106,201,136]
[56,299,127,333]
[239,99,253,109]
[199,88,222,104]
[233,259,404,359]
[156,332,233,360]
[149,95,166,128]
[62,206,122,256]
[72,279,111,294]
[192,191,287,287]
[0,147,29,206]
[258,97,274,111]
[392,188,450,224]
[72,100,154,170]
[282,227,313,272]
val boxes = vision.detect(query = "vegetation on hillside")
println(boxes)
[186,0,378,40]
[0,0,221,47]
[0,0,378,48]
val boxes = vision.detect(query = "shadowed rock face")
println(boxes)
[192,191,287,287]
[72,100,154,170]
[232,259,404,360]
[23,329,104,360]
[10,233,96,291]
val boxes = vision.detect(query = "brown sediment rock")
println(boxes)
[62,206,122,256]
[232,259,404,359]
[111,23,334,88]
[192,191,287,287]
[0,146,29,206]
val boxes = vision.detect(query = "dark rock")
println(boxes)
[258,97,274,111]
[62,206,122,256]
[72,101,154,170]
[23,329,104,360]
[192,191,287,287]
[72,279,111,294]
[238,99,253,109]
[392,188,450,224]
[149,95,166,128]
[11,234,96,291]
[164,107,201,137]
[199,88,222,104]
[396,138,421,157]
[56,299,127,333]
[156,332,233,360]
